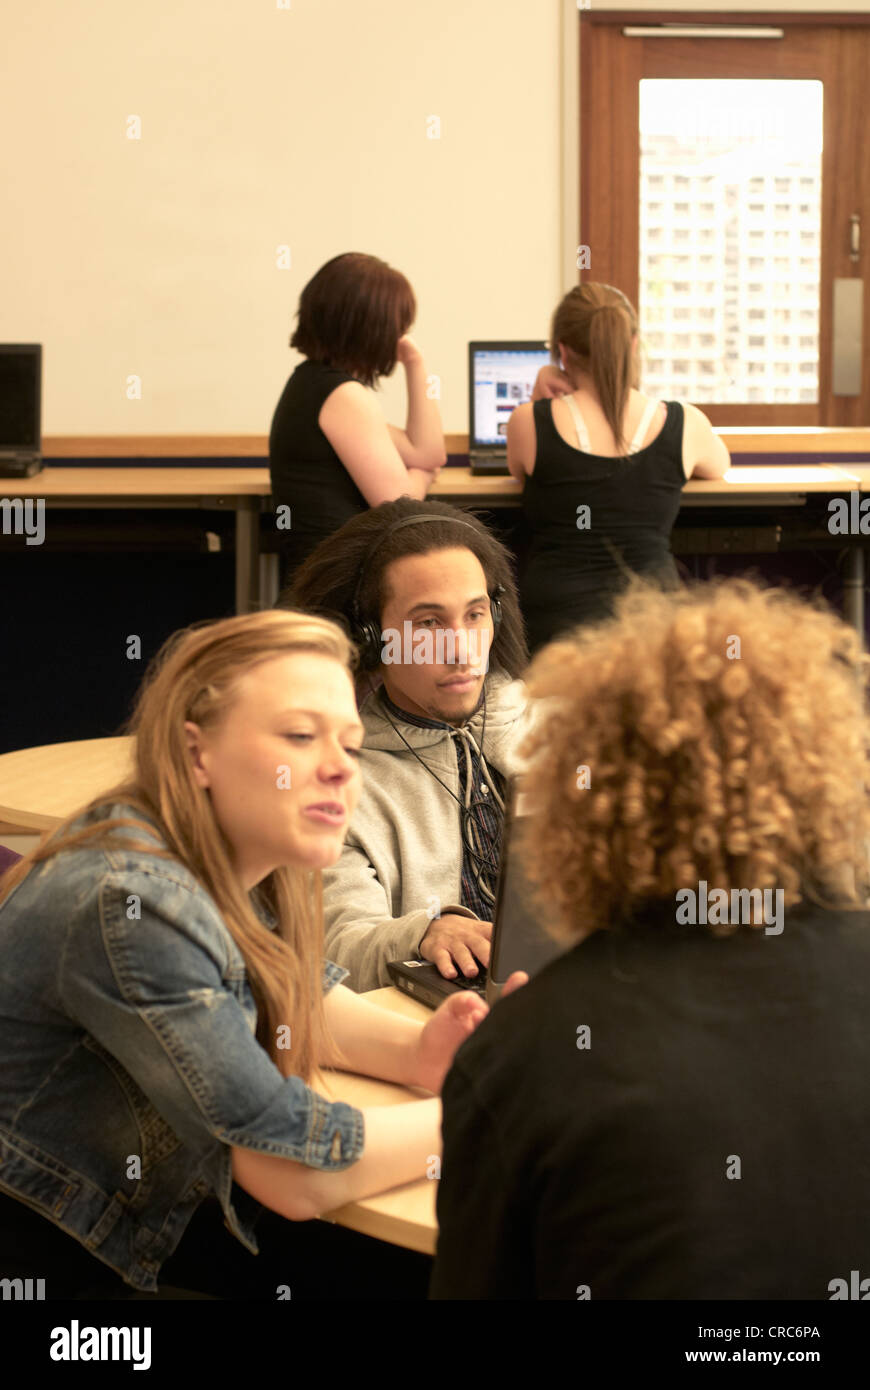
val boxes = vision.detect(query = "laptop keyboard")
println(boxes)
[452,969,488,994]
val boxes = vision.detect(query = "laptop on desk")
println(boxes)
[468,341,550,476]
[0,344,43,478]
[386,784,567,1009]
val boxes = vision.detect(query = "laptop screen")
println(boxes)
[469,341,551,449]
[0,346,41,451]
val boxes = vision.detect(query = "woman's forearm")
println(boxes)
[231,1097,442,1221]
[402,357,447,469]
[320,983,424,1087]
[312,1098,441,1217]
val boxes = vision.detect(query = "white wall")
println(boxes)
[1,0,561,436]
[1,2,861,435]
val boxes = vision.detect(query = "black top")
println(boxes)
[519,398,686,650]
[431,898,870,1300]
[268,358,369,580]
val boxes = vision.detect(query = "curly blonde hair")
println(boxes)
[516,576,870,942]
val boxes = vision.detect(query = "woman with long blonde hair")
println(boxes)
[507,281,730,653]
[0,607,522,1299]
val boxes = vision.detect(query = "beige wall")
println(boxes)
[1,2,861,435]
[2,1,561,437]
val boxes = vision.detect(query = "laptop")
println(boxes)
[0,344,43,478]
[387,784,567,1009]
[468,340,551,476]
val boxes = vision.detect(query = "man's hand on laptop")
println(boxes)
[419,913,493,979]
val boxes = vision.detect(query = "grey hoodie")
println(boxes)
[321,672,533,991]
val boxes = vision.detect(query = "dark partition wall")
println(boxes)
[1,547,235,755]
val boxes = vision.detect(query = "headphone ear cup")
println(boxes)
[490,588,503,633]
[360,619,382,670]
[349,617,377,670]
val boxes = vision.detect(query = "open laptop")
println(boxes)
[468,340,551,476]
[0,344,43,478]
[387,784,567,1009]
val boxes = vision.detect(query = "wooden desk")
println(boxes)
[3,460,866,618]
[39,428,870,460]
[839,463,870,490]
[438,462,865,507]
[0,736,134,834]
[317,986,437,1255]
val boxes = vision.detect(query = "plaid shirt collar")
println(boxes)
[378,685,486,731]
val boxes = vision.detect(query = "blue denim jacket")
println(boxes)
[0,802,364,1293]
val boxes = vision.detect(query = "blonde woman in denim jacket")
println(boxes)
[0,608,525,1300]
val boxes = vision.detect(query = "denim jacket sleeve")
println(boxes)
[60,867,364,1170]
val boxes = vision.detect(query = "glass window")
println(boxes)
[638,78,822,403]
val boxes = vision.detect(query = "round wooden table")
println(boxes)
[0,736,134,832]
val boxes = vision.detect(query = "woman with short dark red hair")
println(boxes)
[269,252,446,585]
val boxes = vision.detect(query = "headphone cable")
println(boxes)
[360,673,505,905]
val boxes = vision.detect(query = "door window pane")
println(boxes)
[638,79,822,403]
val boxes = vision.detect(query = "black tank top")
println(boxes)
[268,359,369,580]
[520,397,686,651]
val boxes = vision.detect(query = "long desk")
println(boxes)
[2,462,867,622]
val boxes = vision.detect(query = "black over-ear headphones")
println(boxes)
[349,513,504,670]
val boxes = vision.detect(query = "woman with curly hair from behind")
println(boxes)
[431,576,870,1300]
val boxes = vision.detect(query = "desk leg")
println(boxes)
[235,500,261,615]
[843,543,865,646]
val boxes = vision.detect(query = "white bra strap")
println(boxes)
[627,398,662,454]
[562,394,593,452]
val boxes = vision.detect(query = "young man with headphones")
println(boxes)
[283,498,533,992]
